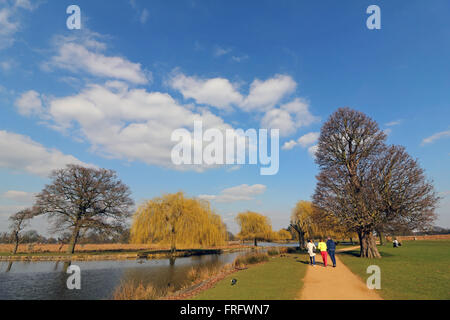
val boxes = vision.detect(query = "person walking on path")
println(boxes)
[326,237,337,267]
[318,239,327,267]
[306,239,316,266]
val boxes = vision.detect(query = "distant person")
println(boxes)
[393,239,399,248]
[306,239,316,266]
[326,237,337,267]
[317,239,328,267]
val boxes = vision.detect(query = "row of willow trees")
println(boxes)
[130,195,292,251]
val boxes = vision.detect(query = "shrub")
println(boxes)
[112,281,164,300]
[233,252,269,268]
[267,248,280,256]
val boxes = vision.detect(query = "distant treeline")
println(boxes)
[0,229,131,244]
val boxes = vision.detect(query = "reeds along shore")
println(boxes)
[112,250,280,300]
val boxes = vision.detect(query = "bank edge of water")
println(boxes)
[0,247,258,262]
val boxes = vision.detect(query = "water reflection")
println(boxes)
[0,251,244,300]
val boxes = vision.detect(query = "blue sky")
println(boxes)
[0,0,449,236]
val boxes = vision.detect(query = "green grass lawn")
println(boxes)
[339,240,450,300]
[193,253,308,300]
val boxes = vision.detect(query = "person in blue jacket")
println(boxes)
[326,237,337,267]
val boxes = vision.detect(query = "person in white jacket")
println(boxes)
[307,239,316,266]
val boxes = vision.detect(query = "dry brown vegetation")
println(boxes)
[0,242,247,255]
[112,251,272,300]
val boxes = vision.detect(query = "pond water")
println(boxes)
[0,252,245,300]
[0,243,298,300]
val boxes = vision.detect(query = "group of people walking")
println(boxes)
[306,237,337,267]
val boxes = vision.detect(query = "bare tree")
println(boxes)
[371,145,438,236]
[313,108,438,258]
[33,165,134,254]
[9,209,32,254]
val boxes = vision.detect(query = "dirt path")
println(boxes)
[298,248,382,300]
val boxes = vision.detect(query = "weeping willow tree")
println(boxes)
[236,211,272,246]
[130,192,227,252]
[276,229,292,241]
[290,201,318,249]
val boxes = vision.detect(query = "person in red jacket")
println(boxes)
[317,239,327,267]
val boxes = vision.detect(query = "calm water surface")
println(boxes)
[0,243,297,300]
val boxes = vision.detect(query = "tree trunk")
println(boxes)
[378,231,384,246]
[66,223,81,254]
[295,230,305,250]
[170,227,176,254]
[254,238,258,246]
[359,231,381,258]
[12,232,19,254]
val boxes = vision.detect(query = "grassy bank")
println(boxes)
[338,240,450,300]
[193,252,308,300]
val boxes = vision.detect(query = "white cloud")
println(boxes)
[35,81,239,169]
[0,0,37,49]
[297,132,320,147]
[231,55,249,63]
[422,130,450,145]
[282,140,297,150]
[386,120,402,127]
[308,145,319,158]
[261,100,319,137]
[170,73,319,136]
[281,132,320,158]
[14,90,43,116]
[45,35,149,84]
[241,74,297,112]
[2,190,35,203]
[169,73,243,110]
[0,130,95,177]
[198,184,267,203]
[140,9,149,24]
[214,46,232,57]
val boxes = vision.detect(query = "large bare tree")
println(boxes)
[9,209,32,254]
[313,108,438,258]
[33,165,134,254]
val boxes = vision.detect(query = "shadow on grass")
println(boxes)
[338,249,395,258]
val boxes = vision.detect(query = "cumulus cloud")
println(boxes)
[14,90,43,116]
[44,34,149,84]
[2,190,35,203]
[198,184,267,203]
[281,140,297,150]
[297,132,320,147]
[169,73,243,110]
[262,100,319,137]
[308,145,319,158]
[170,73,319,136]
[0,130,95,177]
[422,130,450,146]
[0,0,37,49]
[241,74,297,112]
[31,81,240,169]
[281,132,320,158]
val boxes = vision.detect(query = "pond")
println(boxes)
[0,249,267,300]
[0,243,299,300]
